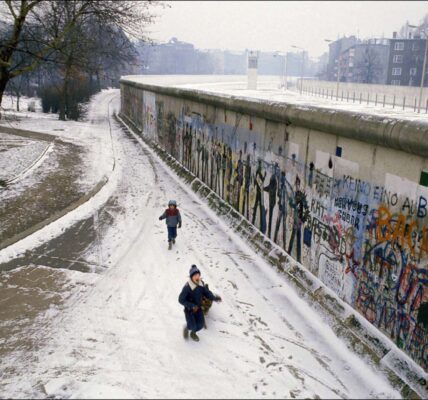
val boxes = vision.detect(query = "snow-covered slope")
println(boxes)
[0,90,401,399]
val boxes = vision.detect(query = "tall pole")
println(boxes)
[418,34,428,113]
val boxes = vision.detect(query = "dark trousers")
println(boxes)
[167,226,177,242]
[185,309,205,332]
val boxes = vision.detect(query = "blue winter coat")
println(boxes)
[178,279,217,311]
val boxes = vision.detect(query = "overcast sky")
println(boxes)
[148,1,428,58]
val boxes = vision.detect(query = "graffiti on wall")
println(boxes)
[123,85,428,370]
[143,91,157,139]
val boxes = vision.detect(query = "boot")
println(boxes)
[168,241,172,250]
[172,238,176,244]
[204,321,207,329]
[190,331,199,342]
[183,326,189,339]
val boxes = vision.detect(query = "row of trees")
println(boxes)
[0,0,159,120]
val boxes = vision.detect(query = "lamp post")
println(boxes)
[292,45,305,93]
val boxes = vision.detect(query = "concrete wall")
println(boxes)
[120,77,428,371]
[298,78,428,109]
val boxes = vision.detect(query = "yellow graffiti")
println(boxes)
[376,205,426,258]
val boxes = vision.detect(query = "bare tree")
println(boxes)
[354,46,383,84]
[397,14,428,39]
[0,0,158,118]
[43,3,142,119]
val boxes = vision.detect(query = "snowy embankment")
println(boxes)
[0,132,51,182]
[0,90,401,398]
[0,90,118,258]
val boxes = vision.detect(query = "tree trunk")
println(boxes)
[59,65,71,121]
[0,69,10,120]
[59,78,68,120]
[96,71,101,92]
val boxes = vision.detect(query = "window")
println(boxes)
[392,67,402,76]
[349,62,354,67]
[391,79,401,85]
[393,55,403,63]
[349,48,355,56]
[335,146,342,157]
[410,67,417,76]
[413,43,420,51]
[420,170,428,187]
[394,42,405,51]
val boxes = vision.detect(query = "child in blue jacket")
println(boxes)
[178,265,222,342]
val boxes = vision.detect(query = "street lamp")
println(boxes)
[292,45,305,93]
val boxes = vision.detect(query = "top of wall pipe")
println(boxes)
[120,77,428,159]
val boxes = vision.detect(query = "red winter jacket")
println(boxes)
[159,208,182,227]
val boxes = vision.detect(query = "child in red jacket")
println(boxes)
[159,200,182,250]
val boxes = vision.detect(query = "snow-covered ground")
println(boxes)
[0,92,119,246]
[0,94,47,121]
[1,94,42,113]
[0,89,403,398]
[0,132,50,182]
[0,92,116,193]
[123,74,428,122]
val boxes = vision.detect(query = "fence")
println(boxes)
[296,78,428,113]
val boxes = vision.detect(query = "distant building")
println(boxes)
[257,52,285,75]
[386,32,428,87]
[137,38,217,75]
[222,50,246,74]
[339,39,390,84]
[316,52,329,80]
[136,37,320,77]
[326,36,359,81]
[286,51,308,77]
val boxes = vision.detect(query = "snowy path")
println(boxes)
[1,91,400,399]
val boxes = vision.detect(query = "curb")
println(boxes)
[6,141,55,186]
[0,125,59,142]
[117,113,426,399]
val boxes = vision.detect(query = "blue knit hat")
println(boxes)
[189,264,200,278]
